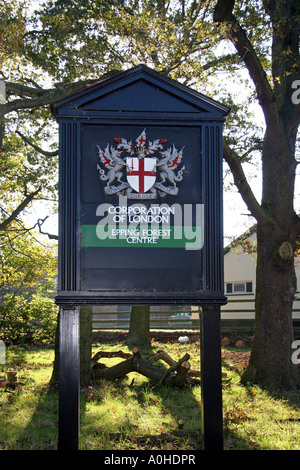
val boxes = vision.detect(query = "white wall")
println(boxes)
[222,232,300,319]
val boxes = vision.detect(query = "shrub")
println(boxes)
[0,291,58,344]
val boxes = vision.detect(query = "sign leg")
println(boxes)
[200,305,223,450]
[58,306,80,450]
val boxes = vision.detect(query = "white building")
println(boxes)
[222,226,300,320]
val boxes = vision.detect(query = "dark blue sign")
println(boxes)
[51,65,229,305]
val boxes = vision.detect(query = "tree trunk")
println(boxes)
[213,0,300,391]
[241,123,300,389]
[125,305,151,349]
[241,222,300,389]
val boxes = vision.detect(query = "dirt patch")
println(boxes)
[92,330,201,345]
[222,350,251,372]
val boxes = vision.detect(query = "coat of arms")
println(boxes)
[97,129,185,199]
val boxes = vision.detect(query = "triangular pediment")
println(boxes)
[51,65,230,120]
[77,79,207,114]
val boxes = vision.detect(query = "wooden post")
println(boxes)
[58,307,80,450]
[200,305,223,450]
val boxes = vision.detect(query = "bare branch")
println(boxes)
[213,1,276,124]
[0,78,100,117]
[37,216,58,240]
[223,140,271,225]
[6,81,47,99]
[0,187,42,231]
[16,131,58,157]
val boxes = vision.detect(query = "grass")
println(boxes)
[0,333,300,450]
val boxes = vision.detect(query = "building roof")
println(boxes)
[224,225,257,255]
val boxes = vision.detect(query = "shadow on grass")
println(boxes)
[78,335,203,450]
[0,345,58,450]
[223,429,254,450]
[0,384,59,450]
[79,378,202,450]
[9,337,285,451]
[21,386,59,450]
[2,336,202,451]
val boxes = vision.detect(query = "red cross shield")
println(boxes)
[126,157,156,193]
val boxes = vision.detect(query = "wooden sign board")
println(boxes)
[51,65,230,306]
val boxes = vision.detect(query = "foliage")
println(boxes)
[0,226,57,343]
[26,0,222,82]
[0,0,26,64]
[0,108,58,227]
[0,0,278,235]
[0,0,59,346]
[0,291,58,344]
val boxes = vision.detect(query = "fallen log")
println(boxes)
[91,350,132,367]
[91,347,200,387]
[147,350,201,378]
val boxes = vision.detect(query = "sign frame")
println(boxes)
[52,65,230,452]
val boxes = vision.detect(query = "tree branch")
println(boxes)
[202,52,241,71]
[37,216,58,240]
[16,131,58,157]
[213,1,276,124]
[0,187,42,231]
[0,78,100,117]
[6,81,47,99]
[223,140,272,225]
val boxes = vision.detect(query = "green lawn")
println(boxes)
[0,335,300,450]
